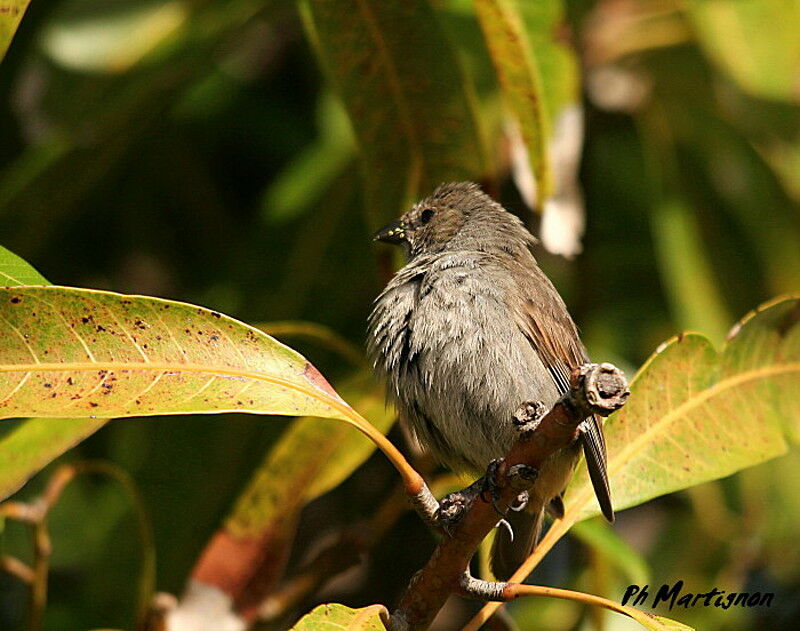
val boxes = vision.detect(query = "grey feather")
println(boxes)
[367,182,613,580]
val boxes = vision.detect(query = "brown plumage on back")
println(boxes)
[368,182,612,580]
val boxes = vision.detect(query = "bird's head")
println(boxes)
[374,182,533,259]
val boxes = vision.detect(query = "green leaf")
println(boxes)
[0,417,108,500]
[478,297,800,622]
[685,0,800,103]
[650,197,731,344]
[0,246,48,286]
[0,286,355,423]
[474,0,551,207]
[261,92,356,223]
[299,0,491,227]
[290,603,389,631]
[517,2,579,138]
[571,519,650,585]
[0,0,31,62]
[569,296,800,521]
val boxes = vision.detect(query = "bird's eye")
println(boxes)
[420,208,435,224]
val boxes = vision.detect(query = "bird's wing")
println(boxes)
[511,263,614,522]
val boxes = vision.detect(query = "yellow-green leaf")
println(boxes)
[0,286,353,423]
[473,297,800,624]
[474,0,551,207]
[0,0,31,62]
[569,296,800,521]
[0,245,48,286]
[291,604,389,631]
[226,372,393,537]
[631,613,695,631]
[685,0,800,103]
[0,248,109,500]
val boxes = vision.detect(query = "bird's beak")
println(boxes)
[373,219,406,244]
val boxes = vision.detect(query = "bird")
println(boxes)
[367,181,613,581]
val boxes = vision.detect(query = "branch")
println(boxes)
[392,362,629,631]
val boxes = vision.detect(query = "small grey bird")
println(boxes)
[367,182,613,580]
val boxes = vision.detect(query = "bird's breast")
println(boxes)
[369,255,561,472]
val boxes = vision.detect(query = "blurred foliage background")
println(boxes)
[1,0,799,630]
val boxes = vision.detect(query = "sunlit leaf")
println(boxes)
[0,417,108,500]
[474,0,551,208]
[636,614,695,631]
[290,603,389,631]
[471,303,800,627]
[571,296,800,521]
[0,248,109,500]
[0,245,48,286]
[299,0,491,227]
[473,0,587,255]
[0,286,353,423]
[0,0,31,62]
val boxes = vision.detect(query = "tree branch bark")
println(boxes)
[392,362,629,631]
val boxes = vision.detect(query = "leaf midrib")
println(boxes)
[0,361,349,418]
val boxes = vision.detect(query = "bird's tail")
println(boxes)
[490,507,543,581]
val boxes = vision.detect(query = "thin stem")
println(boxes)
[340,408,424,494]
[0,460,155,631]
[1,556,35,583]
[463,512,578,631]
[29,522,50,631]
[254,321,365,368]
[497,584,675,631]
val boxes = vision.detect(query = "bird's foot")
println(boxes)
[479,459,506,518]
[508,463,538,493]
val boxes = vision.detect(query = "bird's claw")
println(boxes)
[509,490,529,512]
[497,518,514,542]
[478,459,508,519]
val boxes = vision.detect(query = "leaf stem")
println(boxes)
[495,584,681,631]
